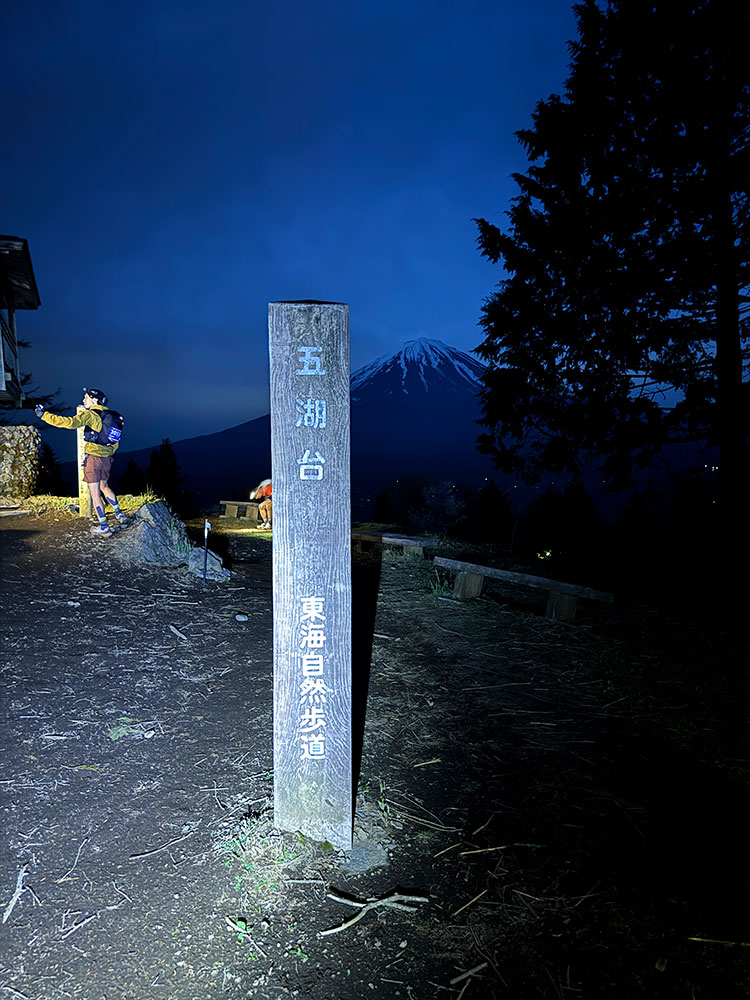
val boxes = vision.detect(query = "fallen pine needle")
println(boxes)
[413,758,441,767]
[434,843,462,858]
[688,936,750,947]
[452,889,487,917]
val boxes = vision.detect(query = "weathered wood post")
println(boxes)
[76,408,92,519]
[268,301,352,851]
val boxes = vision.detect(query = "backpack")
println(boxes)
[84,409,125,447]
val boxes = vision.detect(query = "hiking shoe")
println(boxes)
[114,512,128,523]
[91,524,113,536]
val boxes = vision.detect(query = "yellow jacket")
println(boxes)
[41,405,120,457]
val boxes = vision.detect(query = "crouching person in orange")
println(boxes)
[250,479,272,529]
[35,388,127,537]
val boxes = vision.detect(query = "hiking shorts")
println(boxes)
[82,454,113,484]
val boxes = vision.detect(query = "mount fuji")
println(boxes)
[99,338,505,513]
[350,339,487,401]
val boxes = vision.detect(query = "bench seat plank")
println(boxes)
[219,500,260,519]
[434,556,613,604]
[352,533,438,555]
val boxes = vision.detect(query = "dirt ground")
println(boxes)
[1,505,749,1000]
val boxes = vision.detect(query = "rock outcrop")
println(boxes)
[0,425,40,498]
[115,500,229,581]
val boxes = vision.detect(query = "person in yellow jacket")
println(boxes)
[36,387,127,536]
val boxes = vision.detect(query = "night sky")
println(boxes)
[5,0,577,451]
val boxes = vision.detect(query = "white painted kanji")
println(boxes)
[295,397,327,429]
[297,449,326,480]
[295,346,326,376]
[300,733,326,759]
[300,677,330,704]
[301,654,324,676]
[300,623,326,647]
[297,596,329,758]
[300,596,326,621]
[299,705,327,732]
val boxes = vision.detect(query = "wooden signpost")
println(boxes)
[76,408,92,519]
[268,301,353,851]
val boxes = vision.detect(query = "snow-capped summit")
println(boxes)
[350,338,486,400]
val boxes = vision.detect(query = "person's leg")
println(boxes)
[101,479,126,520]
[84,456,114,533]
[87,480,110,532]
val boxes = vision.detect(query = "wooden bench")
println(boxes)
[352,532,438,558]
[433,556,614,620]
[219,500,260,520]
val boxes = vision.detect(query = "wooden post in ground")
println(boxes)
[76,408,91,519]
[268,301,352,851]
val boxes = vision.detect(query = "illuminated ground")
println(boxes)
[1,509,748,999]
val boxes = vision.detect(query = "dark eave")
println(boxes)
[0,235,41,310]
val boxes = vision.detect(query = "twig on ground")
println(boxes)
[59,913,97,939]
[320,890,429,937]
[129,830,194,860]
[168,624,189,640]
[434,843,462,858]
[450,962,488,986]
[451,889,487,918]
[2,865,29,923]
[460,843,542,856]
[224,916,267,957]
[113,882,133,903]
[57,838,88,883]
[1,985,34,999]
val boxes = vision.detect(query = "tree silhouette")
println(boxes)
[115,458,147,497]
[0,340,62,418]
[36,443,73,496]
[145,438,197,516]
[474,0,749,540]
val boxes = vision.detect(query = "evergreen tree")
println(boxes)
[0,339,62,417]
[114,459,147,496]
[518,479,604,574]
[145,439,196,516]
[35,443,73,496]
[474,480,514,545]
[474,0,749,539]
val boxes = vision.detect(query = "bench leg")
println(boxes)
[222,504,239,518]
[453,571,484,600]
[546,592,578,620]
[402,545,423,558]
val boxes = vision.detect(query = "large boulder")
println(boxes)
[115,500,229,581]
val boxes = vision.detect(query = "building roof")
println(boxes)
[0,236,41,310]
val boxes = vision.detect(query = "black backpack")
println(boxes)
[84,409,125,447]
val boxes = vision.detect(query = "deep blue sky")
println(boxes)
[5,0,577,451]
